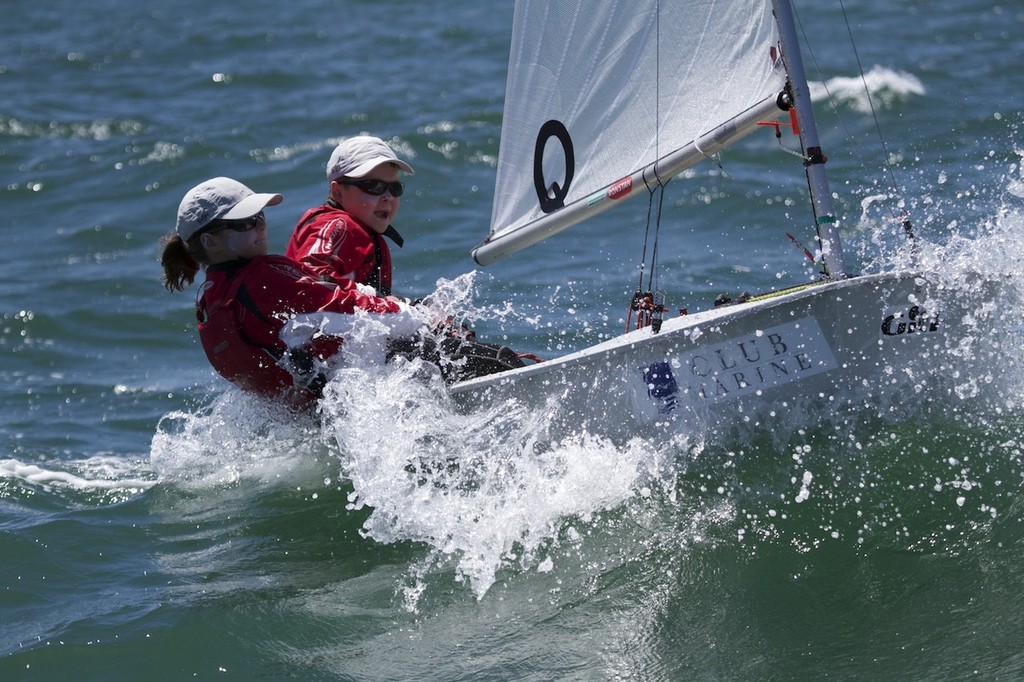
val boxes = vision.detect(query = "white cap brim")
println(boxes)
[222,192,283,220]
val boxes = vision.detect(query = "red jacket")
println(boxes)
[196,255,400,402]
[286,201,403,295]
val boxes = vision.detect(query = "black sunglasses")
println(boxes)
[337,178,405,197]
[205,211,266,234]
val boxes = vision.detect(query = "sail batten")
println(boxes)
[475,0,786,264]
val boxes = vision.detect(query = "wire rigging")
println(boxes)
[628,1,669,333]
[795,0,915,248]
[836,0,904,206]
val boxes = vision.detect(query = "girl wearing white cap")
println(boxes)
[287,135,414,298]
[160,176,403,405]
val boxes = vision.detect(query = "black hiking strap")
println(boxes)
[235,283,272,325]
[382,224,404,247]
[368,232,388,296]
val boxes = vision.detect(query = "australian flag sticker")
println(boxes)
[643,361,679,414]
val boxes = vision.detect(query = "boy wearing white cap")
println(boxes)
[287,135,414,299]
[285,137,529,382]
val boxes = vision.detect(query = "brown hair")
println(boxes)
[159,233,208,292]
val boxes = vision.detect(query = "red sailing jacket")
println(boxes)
[196,255,400,402]
[286,202,403,296]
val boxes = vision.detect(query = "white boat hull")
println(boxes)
[450,272,973,440]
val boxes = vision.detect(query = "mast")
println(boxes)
[771,0,848,278]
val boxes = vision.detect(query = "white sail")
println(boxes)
[473,0,787,265]
[452,0,980,453]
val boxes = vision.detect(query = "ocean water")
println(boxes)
[3,0,1024,680]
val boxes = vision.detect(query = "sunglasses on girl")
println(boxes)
[337,178,405,197]
[206,212,266,234]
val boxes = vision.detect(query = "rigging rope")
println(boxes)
[796,0,917,251]
[628,1,669,333]
[835,0,918,251]
[629,177,669,333]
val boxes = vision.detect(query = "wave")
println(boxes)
[138,158,1024,611]
[0,455,156,507]
[810,65,926,113]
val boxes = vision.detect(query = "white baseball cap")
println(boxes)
[175,177,283,241]
[326,136,414,183]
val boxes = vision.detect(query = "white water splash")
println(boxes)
[288,274,686,603]
[149,391,328,490]
[318,343,678,604]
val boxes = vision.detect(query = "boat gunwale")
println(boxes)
[449,270,929,394]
